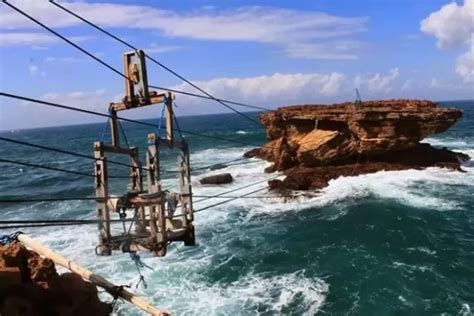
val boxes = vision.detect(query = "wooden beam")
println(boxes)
[17,234,170,316]
[165,93,174,147]
[102,145,135,155]
[110,92,169,112]
[109,110,120,147]
[146,133,167,256]
[94,142,111,256]
[130,147,146,232]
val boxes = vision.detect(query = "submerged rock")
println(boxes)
[200,173,234,185]
[209,163,228,171]
[0,243,111,316]
[244,99,468,191]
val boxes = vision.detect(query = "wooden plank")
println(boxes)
[17,234,170,316]
[109,110,120,147]
[110,93,168,112]
[165,93,174,147]
[147,133,167,256]
[94,142,111,256]
[130,147,146,232]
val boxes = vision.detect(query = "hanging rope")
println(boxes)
[100,117,111,142]
[0,231,23,246]
[172,106,184,141]
[117,120,130,148]
[156,105,166,138]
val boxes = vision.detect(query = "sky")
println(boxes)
[0,0,473,130]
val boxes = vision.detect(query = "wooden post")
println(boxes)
[109,109,120,147]
[165,92,174,148]
[17,234,170,316]
[123,53,134,105]
[178,141,193,224]
[147,133,167,256]
[94,142,111,256]
[130,147,146,232]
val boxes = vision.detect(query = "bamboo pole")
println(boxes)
[17,234,170,316]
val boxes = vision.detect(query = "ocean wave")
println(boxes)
[320,168,473,213]
[148,270,328,315]
[423,137,471,148]
[236,130,250,135]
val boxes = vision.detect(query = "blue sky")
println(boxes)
[0,0,473,130]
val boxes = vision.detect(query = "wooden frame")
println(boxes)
[93,50,195,257]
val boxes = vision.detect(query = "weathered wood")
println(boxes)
[165,92,174,147]
[147,133,167,256]
[94,142,111,256]
[130,147,146,232]
[17,234,170,316]
[178,141,194,226]
[111,93,168,111]
[109,110,120,147]
[102,144,135,155]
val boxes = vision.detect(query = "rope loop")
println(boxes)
[0,231,23,246]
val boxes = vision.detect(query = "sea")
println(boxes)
[0,100,473,315]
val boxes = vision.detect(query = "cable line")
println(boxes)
[3,1,264,127]
[0,136,179,174]
[0,92,265,148]
[49,0,271,113]
[0,192,314,204]
[0,158,127,179]
[0,158,95,178]
[193,187,269,214]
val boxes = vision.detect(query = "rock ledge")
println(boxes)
[245,99,469,190]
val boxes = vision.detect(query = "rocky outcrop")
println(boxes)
[245,99,468,190]
[0,243,111,316]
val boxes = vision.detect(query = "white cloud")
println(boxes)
[146,43,182,54]
[171,72,346,107]
[421,0,474,83]
[0,31,94,47]
[283,41,363,60]
[0,32,58,46]
[354,68,399,93]
[456,36,474,83]
[28,64,38,75]
[420,0,474,48]
[0,1,367,59]
[401,79,412,92]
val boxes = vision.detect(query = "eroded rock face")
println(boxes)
[0,243,112,316]
[245,99,468,190]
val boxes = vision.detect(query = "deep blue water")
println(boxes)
[0,101,473,315]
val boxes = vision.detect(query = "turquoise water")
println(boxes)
[0,101,473,315]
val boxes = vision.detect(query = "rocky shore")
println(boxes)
[0,242,111,316]
[245,99,469,191]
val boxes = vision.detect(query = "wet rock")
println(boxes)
[199,173,233,185]
[0,243,112,316]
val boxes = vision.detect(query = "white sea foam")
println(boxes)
[423,137,470,148]
[236,130,249,135]
[147,270,328,315]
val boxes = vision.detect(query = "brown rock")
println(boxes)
[0,243,111,316]
[0,267,22,287]
[200,173,234,185]
[248,99,468,191]
[27,255,57,283]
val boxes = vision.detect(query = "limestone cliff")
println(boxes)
[245,99,469,190]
